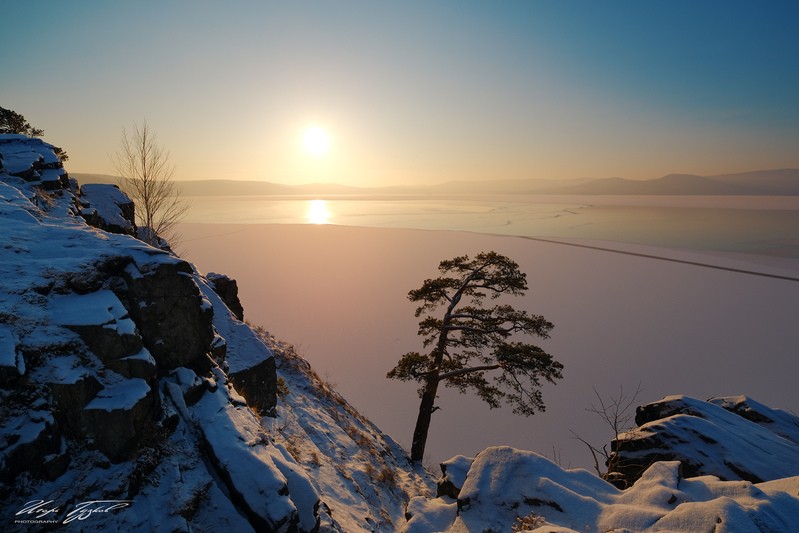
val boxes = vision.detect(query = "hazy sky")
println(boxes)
[3,1,798,186]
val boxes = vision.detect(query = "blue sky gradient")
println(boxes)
[2,1,797,185]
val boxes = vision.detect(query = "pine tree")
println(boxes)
[387,251,563,462]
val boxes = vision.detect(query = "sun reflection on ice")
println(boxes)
[307,199,331,224]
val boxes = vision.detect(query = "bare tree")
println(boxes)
[570,383,643,480]
[111,121,187,247]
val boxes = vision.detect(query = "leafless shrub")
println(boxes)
[512,512,546,531]
[571,383,643,479]
[376,466,397,487]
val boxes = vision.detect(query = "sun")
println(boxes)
[301,126,331,157]
[306,199,331,224]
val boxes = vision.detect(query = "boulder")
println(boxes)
[48,290,152,379]
[405,447,799,533]
[437,455,473,498]
[207,272,244,321]
[229,355,277,417]
[81,378,159,462]
[607,395,799,487]
[197,276,277,416]
[79,183,136,235]
[122,259,214,369]
[107,348,157,380]
[0,411,65,483]
[0,135,64,183]
[45,356,104,436]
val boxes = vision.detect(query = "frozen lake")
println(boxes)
[182,194,799,258]
[177,194,799,469]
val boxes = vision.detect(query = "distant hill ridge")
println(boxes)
[73,168,799,196]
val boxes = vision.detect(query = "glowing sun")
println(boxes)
[301,126,331,157]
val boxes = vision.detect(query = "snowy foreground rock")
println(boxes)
[608,395,799,487]
[2,134,798,532]
[405,447,799,532]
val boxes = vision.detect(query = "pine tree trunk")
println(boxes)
[410,375,440,462]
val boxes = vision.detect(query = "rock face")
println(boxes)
[606,395,799,487]
[0,134,302,531]
[122,258,214,369]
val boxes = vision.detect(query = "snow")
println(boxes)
[260,332,436,531]
[84,378,151,411]
[37,354,93,384]
[617,395,799,483]
[120,346,156,365]
[403,496,457,533]
[709,395,799,446]
[405,446,799,532]
[0,139,46,175]
[188,378,303,529]
[439,454,473,493]
[79,183,135,233]
[0,324,23,375]
[195,274,274,374]
[49,289,132,328]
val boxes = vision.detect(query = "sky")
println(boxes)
[2,1,799,187]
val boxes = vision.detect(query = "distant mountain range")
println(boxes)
[74,168,799,196]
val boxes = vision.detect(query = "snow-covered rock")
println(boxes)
[608,395,799,487]
[0,134,66,187]
[79,183,136,235]
[262,332,436,531]
[404,446,799,532]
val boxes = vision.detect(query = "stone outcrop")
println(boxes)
[207,272,244,321]
[0,134,297,530]
[606,395,799,487]
[81,378,159,462]
[0,134,68,188]
[79,183,136,235]
[121,259,214,370]
[437,454,473,498]
[199,275,277,416]
[0,411,66,483]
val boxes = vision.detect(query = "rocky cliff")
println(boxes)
[0,134,432,532]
